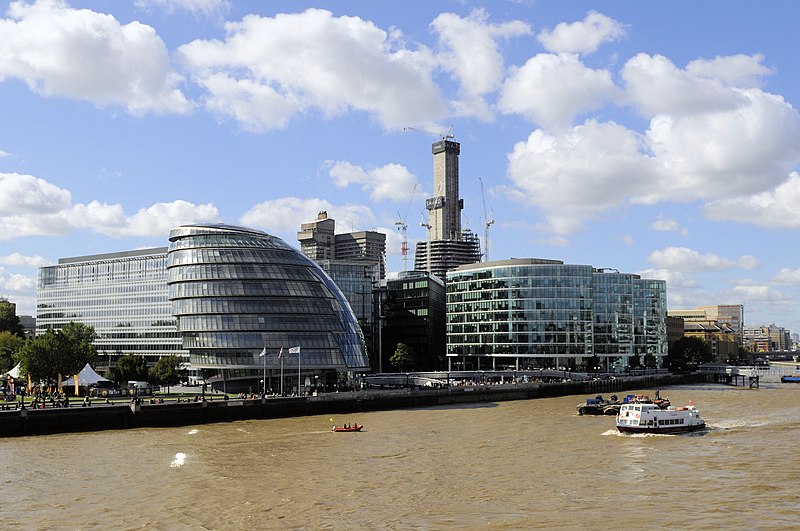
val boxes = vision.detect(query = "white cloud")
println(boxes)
[431,9,530,119]
[704,171,800,228]
[0,172,219,239]
[686,54,773,88]
[134,0,230,17]
[328,161,418,203]
[650,217,688,235]
[498,53,618,129]
[646,246,759,272]
[0,150,10,158]
[176,8,446,131]
[537,11,626,55]
[0,0,191,114]
[0,253,51,267]
[240,197,377,239]
[0,267,36,293]
[0,172,71,215]
[772,267,800,286]
[505,120,655,234]
[731,284,790,303]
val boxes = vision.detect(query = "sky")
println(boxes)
[1,0,800,335]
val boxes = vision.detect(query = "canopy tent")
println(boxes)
[60,363,109,387]
[3,362,21,379]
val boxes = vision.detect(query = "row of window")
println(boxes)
[167,264,319,283]
[171,297,338,317]
[177,314,343,333]
[168,280,331,299]
[168,248,310,267]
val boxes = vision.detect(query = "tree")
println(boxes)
[151,355,185,393]
[390,343,414,372]
[0,330,25,374]
[668,336,713,373]
[18,324,98,384]
[0,300,24,338]
[114,354,149,384]
[643,352,658,369]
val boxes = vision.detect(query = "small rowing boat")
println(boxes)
[332,424,363,432]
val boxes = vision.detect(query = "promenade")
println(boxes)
[0,373,702,437]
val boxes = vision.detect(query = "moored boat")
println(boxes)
[780,375,800,383]
[577,395,619,415]
[616,401,705,434]
[332,424,363,432]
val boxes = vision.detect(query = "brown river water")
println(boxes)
[1,383,798,530]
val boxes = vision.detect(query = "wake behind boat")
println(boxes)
[616,401,705,434]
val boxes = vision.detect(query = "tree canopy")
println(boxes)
[0,330,25,374]
[18,323,98,383]
[113,354,150,384]
[151,354,185,392]
[390,343,414,372]
[668,336,713,373]
[0,301,25,338]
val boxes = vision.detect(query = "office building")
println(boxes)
[380,271,446,372]
[414,140,481,281]
[298,211,386,278]
[446,259,667,372]
[37,248,185,370]
[167,224,370,393]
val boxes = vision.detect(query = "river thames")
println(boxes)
[1,383,797,529]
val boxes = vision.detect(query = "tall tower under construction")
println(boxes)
[414,139,481,280]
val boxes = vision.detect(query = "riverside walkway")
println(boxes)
[0,373,703,437]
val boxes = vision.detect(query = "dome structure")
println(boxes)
[167,224,369,393]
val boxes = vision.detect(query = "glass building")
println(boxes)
[37,248,186,371]
[446,259,667,372]
[167,224,370,394]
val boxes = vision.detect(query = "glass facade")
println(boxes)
[446,259,667,372]
[36,248,186,369]
[167,224,369,392]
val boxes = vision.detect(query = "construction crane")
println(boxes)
[402,125,454,140]
[479,177,495,262]
[395,182,418,270]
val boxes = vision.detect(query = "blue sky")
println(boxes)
[1,1,800,335]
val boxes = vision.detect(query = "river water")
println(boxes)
[1,383,797,530]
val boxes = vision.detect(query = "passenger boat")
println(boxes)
[780,375,800,383]
[616,401,705,434]
[332,424,363,432]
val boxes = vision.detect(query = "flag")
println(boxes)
[277,347,284,359]
[258,348,267,358]
[289,346,301,354]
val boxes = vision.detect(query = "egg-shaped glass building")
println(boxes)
[167,224,369,393]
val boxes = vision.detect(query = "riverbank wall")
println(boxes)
[0,373,702,437]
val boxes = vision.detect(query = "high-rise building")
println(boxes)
[414,139,481,281]
[298,212,386,279]
[36,248,186,370]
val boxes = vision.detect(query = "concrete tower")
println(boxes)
[426,140,463,240]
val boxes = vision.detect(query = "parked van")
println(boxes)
[127,381,153,396]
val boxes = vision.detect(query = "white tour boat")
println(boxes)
[616,401,706,434]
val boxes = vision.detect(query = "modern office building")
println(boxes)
[743,324,792,353]
[298,211,386,279]
[414,139,481,281]
[36,248,186,371]
[380,271,446,372]
[446,259,667,372]
[167,224,370,394]
[668,305,744,345]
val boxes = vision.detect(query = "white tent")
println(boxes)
[3,362,20,379]
[60,363,109,387]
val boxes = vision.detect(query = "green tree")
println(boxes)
[150,355,185,393]
[0,330,25,374]
[18,324,98,384]
[643,352,658,369]
[0,300,25,338]
[668,336,713,373]
[114,354,149,384]
[390,343,414,372]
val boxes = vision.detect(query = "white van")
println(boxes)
[127,381,153,396]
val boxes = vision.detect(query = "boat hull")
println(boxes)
[617,422,706,435]
[780,376,800,383]
[332,425,363,432]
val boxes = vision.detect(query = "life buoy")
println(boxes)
[635,413,640,418]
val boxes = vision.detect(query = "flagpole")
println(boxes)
[298,349,301,396]
[262,349,266,398]
[280,353,284,396]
